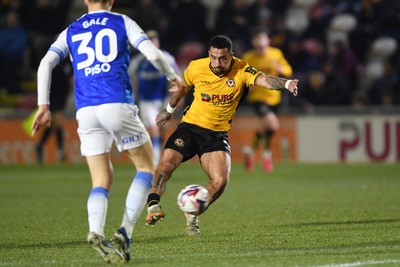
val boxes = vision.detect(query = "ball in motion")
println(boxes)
[177,184,208,214]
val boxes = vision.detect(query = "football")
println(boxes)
[177,184,208,214]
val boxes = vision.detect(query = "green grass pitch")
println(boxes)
[0,162,399,267]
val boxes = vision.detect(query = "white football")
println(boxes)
[177,184,208,214]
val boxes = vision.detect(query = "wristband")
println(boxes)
[285,79,292,89]
[166,103,176,114]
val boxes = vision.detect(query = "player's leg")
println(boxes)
[149,124,162,163]
[147,122,204,231]
[139,101,163,163]
[184,150,230,236]
[77,106,114,237]
[243,102,264,172]
[86,153,114,236]
[146,148,184,225]
[146,123,194,225]
[77,105,124,263]
[200,150,231,206]
[261,111,279,173]
[96,103,154,261]
[123,140,155,231]
[85,153,125,263]
[242,131,261,172]
[113,140,155,261]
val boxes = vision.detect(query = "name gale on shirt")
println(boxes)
[82,18,109,28]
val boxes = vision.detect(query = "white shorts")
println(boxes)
[139,100,164,127]
[76,103,150,156]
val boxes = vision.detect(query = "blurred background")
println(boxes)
[0,0,399,165]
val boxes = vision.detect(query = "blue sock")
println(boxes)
[121,172,153,237]
[87,187,109,236]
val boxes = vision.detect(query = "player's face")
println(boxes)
[209,47,233,75]
[252,33,270,51]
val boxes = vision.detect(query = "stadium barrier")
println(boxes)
[0,114,398,165]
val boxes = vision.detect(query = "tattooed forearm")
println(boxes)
[263,75,287,90]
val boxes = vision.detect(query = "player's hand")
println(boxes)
[169,76,187,93]
[286,79,299,96]
[168,76,182,93]
[169,83,179,93]
[31,105,51,136]
[156,109,172,126]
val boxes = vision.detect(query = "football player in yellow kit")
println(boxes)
[145,35,298,236]
[242,27,293,173]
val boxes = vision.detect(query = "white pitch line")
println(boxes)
[310,259,400,267]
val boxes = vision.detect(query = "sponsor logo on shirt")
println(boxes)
[85,63,111,76]
[201,93,234,106]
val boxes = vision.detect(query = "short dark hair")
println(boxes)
[208,35,233,52]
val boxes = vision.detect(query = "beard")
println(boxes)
[211,65,228,76]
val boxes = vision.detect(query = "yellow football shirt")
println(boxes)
[242,47,292,106]
[182,57,262,131]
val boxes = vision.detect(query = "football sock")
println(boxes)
[251,132,263,149]
[121,171,153,238]
[264,129,275,150]
[87,187,109,237]
[147,193,160,207]
[263,150,272,158]
[151,137,161,164]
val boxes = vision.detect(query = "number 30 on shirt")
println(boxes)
[71,29,118,77]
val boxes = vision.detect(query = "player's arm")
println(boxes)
[255,74,298,96]
[31,51,61,136]
[135,33,187,98]
[125,16,180,82]
[155,78,190,127]
[138,40,179,81]
[32,30,68,136]
[137,39,188,126]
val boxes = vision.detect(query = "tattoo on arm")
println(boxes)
[263,75,286,90]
